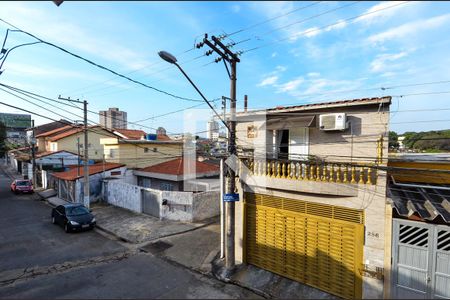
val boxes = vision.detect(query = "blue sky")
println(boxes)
[0,1,449,135]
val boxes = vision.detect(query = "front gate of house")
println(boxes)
[392,219,450,299]
[141,189,160,218]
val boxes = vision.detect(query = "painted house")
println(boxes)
[34,150,81,189]
[48,125,117,161]
[233,97,391,299]
[134,157,220,191]
[35,124,75,152]
[52,162,126,203]
[100,136,183,169]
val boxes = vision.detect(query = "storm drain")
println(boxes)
[140,241,173,255]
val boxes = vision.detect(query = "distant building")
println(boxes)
[99,108,127,129]
[156,127,166,136]
[206,119,219,140]
[0,112,32,146]
[398,135,405,151]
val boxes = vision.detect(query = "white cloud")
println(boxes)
[368,13,450,44]
[231,4,241,13]
[356,1,410,25]
[258,76,279,87]
[370,52,408,72]
[0,2,151,72]
[325,20,347,31]
[277,77,304,92]
[307,72,321,78]
[304,27,321,38]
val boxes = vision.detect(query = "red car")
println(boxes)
[10,179,34,194]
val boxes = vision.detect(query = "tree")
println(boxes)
[388,131,399,149]
[0,121,6,157]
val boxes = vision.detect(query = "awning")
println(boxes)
[264,115,316,130]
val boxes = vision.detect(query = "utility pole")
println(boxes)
[59,96,89,207]
[31,119,36,188]
[83,100,89,208]
[77,137,80,176]
[198,34,240,271]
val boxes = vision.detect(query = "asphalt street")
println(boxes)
[0,167,259,299]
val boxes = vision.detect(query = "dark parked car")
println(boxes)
[51,204,96,233]
[10,179,34,194]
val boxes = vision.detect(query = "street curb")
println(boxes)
[210,260,272,299]
[94,225,133,244]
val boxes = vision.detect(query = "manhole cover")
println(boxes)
[141,241,173,254]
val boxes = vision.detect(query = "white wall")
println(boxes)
[103,180,219,222]
[104,181,142,213]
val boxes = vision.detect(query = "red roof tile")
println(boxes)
[157,134,172,141]
[52,162,125,181]
[139,157,219,176]
[114,129,146,140]
[35,125,75,138]
[49,126,113,141]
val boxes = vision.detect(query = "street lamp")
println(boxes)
[157,51,229,131]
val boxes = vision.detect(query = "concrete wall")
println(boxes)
[161,191,193,222]
[104,180,142,213]
[192,191,220,221]
[103,180,219,222]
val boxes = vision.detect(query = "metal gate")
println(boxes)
[392,219,450,299]
[142,189,160,218]
[245,193,364,299]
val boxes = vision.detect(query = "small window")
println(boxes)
[111,171,121,176]
[153,148,157,152]
[160,182,173,191]
[144,147,149,153]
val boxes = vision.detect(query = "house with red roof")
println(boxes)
[52,162,126,203]
[133,157,220,192]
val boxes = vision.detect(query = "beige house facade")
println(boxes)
[232,97,391,299]
[100,137,183,169]
[48,126,117,161]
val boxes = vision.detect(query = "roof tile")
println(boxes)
[52,162,125,181]
[139,157,219,176]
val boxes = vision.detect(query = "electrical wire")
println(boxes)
[0,18,203,103]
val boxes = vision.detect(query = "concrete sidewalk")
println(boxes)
[91,203,218,244]
[1,162,23,180]
[212,259,337,299]
[140,223,221,275]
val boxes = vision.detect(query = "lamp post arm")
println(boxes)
[0,41,42,70]
[174,62,231,132]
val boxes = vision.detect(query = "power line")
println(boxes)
[0,18,203,103]
[239,1,410,56]
[0,99,183,160]
[0,83,209,133]
[226,1,323,37]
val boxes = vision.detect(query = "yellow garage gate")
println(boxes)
[244,193,364,299]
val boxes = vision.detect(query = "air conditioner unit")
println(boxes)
[319,113,347,131]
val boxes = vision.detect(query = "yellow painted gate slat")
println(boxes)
[244,193,364,299]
